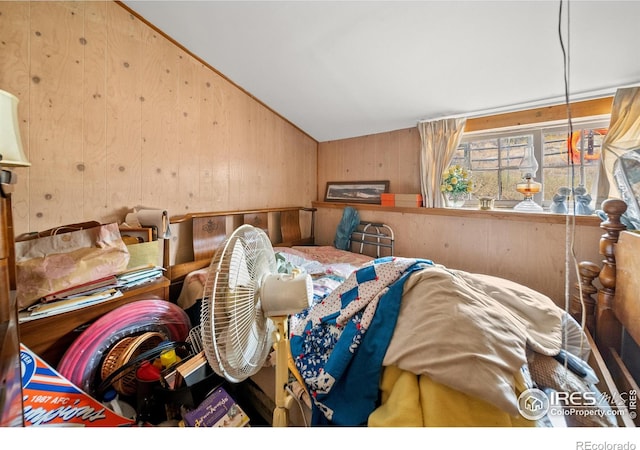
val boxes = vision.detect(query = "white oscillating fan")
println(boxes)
[200,224,312,426]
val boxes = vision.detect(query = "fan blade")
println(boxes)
[200,224,276,382]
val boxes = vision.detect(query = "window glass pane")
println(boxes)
[466,139,499,199]
[542,167,570,200]
[542,126,607,200]
[543,132,571,200]
[471,170,497,198]
[500,136,533,200]
[456,134,533,200]
[581,129,607,195]
[450,145,468,168]
[501,169,522,200]
[469,139,499,171]
[500,136,531,170]
[543,131,567,168]
[458,119,607,208]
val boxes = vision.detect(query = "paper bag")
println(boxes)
[15,222,130,310]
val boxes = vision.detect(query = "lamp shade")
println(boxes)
[0,89,30,167]
[518,145,538,178]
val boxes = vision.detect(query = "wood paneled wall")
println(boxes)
[317,127,421,201]
[317,97,613,201]
[0,0,613,303]
[316,99,614,304]
[313,203,603,307]
[0,1,317,236]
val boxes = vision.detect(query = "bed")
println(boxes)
[167,205,633,427]
[167,207,316,319]
[575,198,639,427]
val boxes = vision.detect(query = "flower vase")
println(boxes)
[445,192,466,208]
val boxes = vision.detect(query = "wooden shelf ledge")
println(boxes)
[312,201,602,227]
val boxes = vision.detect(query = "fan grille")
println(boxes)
[200,225,276,382]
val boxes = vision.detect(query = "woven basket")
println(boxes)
[100,336,134,382]
[101,331,164,396]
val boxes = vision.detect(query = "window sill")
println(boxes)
[312,201,602,227]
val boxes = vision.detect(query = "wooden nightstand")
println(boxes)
[0,177,23,426]
[19,276,170,368]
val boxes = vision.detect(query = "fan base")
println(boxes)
[273,407,288,427]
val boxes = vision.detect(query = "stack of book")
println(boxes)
[18,265,165,322]
[116,265,164,289]
[39,275,120,302]
[22,288,123,321]
[162,350,211,389]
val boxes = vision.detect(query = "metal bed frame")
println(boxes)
[348,221,395,257]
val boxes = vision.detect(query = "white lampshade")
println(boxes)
[0,89,31,167]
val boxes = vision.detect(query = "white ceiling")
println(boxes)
[122,0,640,142]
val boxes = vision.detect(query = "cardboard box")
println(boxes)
[381,193,395,206]
[382,193,422,207]
[395,193,423,207]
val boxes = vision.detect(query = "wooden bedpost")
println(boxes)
[573,260,600,332]
[595,198,627,359]
[574,199,627,336]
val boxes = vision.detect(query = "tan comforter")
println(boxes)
[382,264,564,416]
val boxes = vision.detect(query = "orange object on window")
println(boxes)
[567,128,608,164]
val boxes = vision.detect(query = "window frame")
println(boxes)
[456,129,537,208]
[455,97,613,212]
[458,117,610,209]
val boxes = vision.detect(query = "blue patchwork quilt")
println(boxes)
[289,256,433,426]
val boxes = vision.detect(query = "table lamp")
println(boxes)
[0,89,30,196]
[513,145,543,212]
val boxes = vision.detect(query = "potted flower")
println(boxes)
[441,165,473,207]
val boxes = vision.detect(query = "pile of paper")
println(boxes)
[19,265,165,322]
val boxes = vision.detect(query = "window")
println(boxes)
[451,117,610,208]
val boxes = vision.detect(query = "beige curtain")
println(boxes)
[596,86,640,226]
[418,118,467,208]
